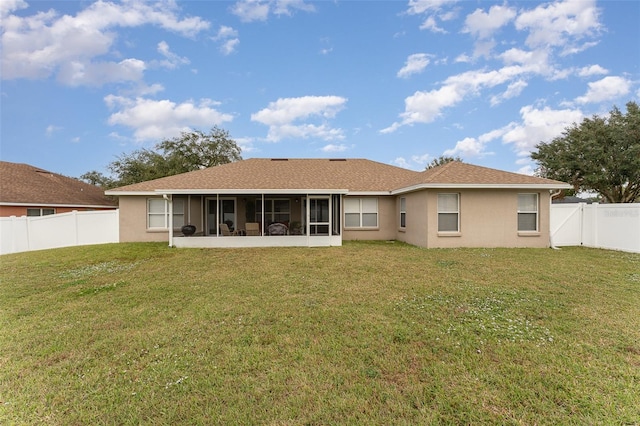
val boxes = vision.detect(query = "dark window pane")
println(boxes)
[518,213,537,231]
[438,213,458,232]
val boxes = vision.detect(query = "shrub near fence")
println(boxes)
[551,203,640,253]
[0,210,119,255]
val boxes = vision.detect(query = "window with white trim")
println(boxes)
[147,198,184,230]
[438,193,459,232]
[344,197,378,228]
[399,197,406,228]
[27,208,55,216]
[256,198,290,224]
[517,193,538,232]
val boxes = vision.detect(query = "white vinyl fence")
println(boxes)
[0,210,119,255]
[551,203,640,253]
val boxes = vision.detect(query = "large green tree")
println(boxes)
[531,101,640,203]
[81,127,242,189]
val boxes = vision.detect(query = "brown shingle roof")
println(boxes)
[106,158,570,195]
[0,161,117,207]
[403,161,570,187]
[108,158,419,193]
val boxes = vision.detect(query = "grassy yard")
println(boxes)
[1,242,639,425]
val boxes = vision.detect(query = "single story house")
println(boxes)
[105,158,571,249]
[0,161,117,217]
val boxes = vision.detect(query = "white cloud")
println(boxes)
[406,0,457,15]
[231,0,269,22]
[234,137,257,154]
[231,0,314,22]
[490,79,528,106]
[444,137,482,157]
[560,41,599,56]
[472,39,496,58]
[272,0,316,16]
[463,5,516,39]
[420,16,447,33]
[515,157,537,176]
[515,0,601,50]
[499,48,553,76]
[444,127,506,157]
[1,1,209,84]
[216,25,238,40]
[130,83,165,97]
[406,0,457,33]
[214,26,240,55]
[57,58,146,87]
[105,96,233,142]
[577,64,608,77]
[45,124,62,137]
[0,0,27,18]
[412,153,431,165]
[397,53,432,78]
[155,41,190,69]
[517,164,536,176]
[392,153,431,170]
[462,4,516,58]
[220,38,241,56]
[392,157,412,169]
[502,105,584,156]
[321,144,348,153]
[575,76,631,104]
[251,95,347,142]
[454,53,472,63]
[382,66,527,132]
[444,105,585,164]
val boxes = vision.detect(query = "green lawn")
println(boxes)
[1,242,639,425]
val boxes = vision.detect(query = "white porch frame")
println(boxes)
[164,189,346,248]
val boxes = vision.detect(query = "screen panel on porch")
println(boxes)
[309,197,329,235]
[256,198,291,224]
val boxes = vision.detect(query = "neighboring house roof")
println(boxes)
[0,161,117,207]
[105,158,571,196]
[552,196,594,204]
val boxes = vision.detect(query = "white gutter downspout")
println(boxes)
[164,194,173,247]
[549,189,562,250]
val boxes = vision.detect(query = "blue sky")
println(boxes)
[1,0,639,179]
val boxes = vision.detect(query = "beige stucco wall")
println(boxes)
[419,189,551,248]
[383,189,552,248]
[343,196,397,241]
[119,195,202,242]
[395,191,429,247]
[118,196,167,243]
[118,190,551,248]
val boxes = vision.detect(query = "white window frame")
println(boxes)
[344,197,378,229]
[399,197,406,229]
[256,198,291,224]
[517,193,539,232]
[437,193,459,233]
[27,208,55,216]
[147,198,185,230]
